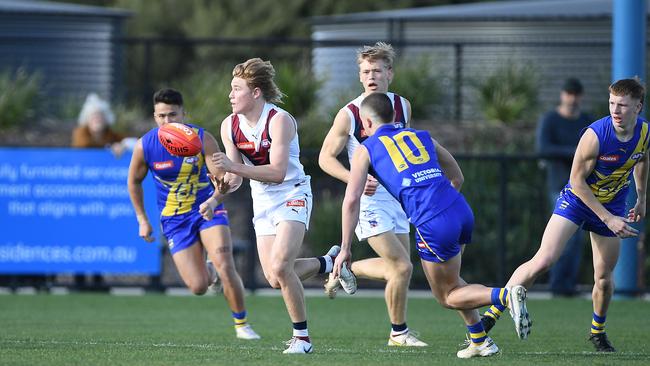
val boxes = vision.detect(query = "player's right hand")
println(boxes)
[605,215,639,238]
[199,200,215,221]
[139,221,155,242]
[332,247,351,279]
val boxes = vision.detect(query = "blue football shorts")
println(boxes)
[414,196,473,263]
[553,188,624,237]
[160,203,229,254]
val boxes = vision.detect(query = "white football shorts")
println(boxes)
[355,196,410,241]
[252,177,312,236]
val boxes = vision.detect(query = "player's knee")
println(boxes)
[270,262,291,282]
[265,276,281,289]
[594,276,613,292]
[391,259,413,280]
[187,281,208,295]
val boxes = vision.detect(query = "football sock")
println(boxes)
[292,321,310,342]
[467,321,487,345]
[232,310,248,329]
[591,313,606,334]
[490,287,509,307]
[390,323,408,336]
[317,254,334,274]
[484,304,506,320]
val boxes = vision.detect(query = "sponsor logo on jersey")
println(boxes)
[599,155,620,162]
[237,141,255,150]
[631,152,645,160]
[184,156,199,164]
[394,122,404,128]
[261,139,271,148]
[286,199,306,207]
[154,160,174,170]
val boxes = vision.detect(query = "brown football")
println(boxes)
[157,123,202,157]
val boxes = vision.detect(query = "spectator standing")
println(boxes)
[536,78,593,296]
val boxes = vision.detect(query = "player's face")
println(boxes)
[229,77,257,115]
[359,59,393,94]
[153,103,184,127]
[609,93,642,129]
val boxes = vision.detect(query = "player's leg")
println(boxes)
[256,222,313,354]
[507,214,580,288]
[200,224,260,340]
[200,225,244,310]
[420,255,499,357]
[480,214,578,332]
[171,240,211,294]
[588,232,620,352]
[361,232,424,346]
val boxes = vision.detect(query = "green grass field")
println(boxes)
[1,292,648,365]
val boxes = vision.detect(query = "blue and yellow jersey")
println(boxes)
[567,116,649,204]
[141,123,213,217]
[363,124,461,226]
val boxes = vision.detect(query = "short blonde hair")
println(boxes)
[232,58,284,104]
[356,42,395,69]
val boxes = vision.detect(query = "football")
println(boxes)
[157,123,202,157]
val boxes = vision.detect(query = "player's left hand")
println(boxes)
[363,175,378,196]
[332,247,351,279]
[628,200,646,222]
[212,152,233,173]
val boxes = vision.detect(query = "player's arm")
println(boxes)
[333,146,370,278]
[319,108,352,183]
[433,138,464,191]
[629,149,649,222]
[214,113,291,184]
[198,131,231,220]
[204,131,241,194]
[569,129,638,238]
[319,108,378,195]
[126,139,154,243]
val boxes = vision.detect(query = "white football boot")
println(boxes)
[283,337,313,354]
[235,324,261,340]
[387,331,428,347]
[338,262,357,295]
[508,285,531,340]
[323,245,341,299]
[456,337,499,358]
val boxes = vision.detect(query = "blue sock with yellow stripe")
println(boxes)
[591,313,606,334]
[484,304,506,320]
[232,310,248,329]
[490,288,509,307]
[467,321,487,345]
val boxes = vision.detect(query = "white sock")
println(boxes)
[293,328,309,337]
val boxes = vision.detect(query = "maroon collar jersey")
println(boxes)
[347,92,406,143]
[231,108,278,166]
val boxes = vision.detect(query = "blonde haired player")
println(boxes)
[318,42,426,346]
[212,58,347,354]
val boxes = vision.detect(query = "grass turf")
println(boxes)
[0,292,648,365]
